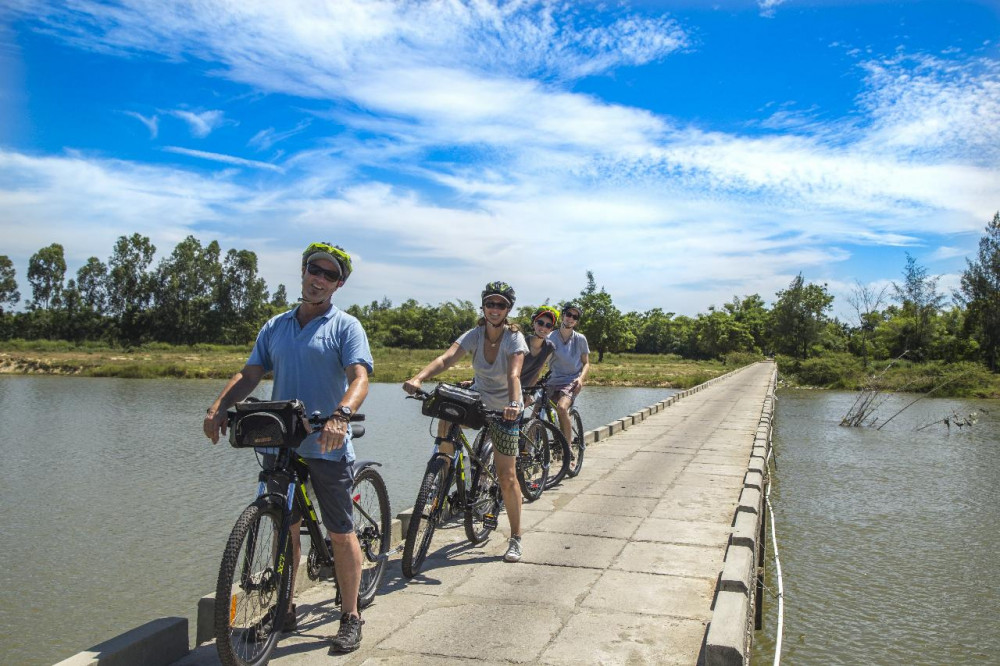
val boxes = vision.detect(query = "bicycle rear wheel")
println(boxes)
[567,408,585,477]
[353,466,391,608]
[215,497,292,666]
[516,418,550,501]
[465,432,502,544]
[402,455,449,578]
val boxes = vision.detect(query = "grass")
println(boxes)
[0,341,748,386]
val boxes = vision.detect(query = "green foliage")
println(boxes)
[768,273,834,359]
[959,211,1000,371]
[0,255,20,313]
[575,271,635,362]
[27,243,67,311]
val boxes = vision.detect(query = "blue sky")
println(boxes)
[1,0,998,319]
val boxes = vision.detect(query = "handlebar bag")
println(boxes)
[229,398,309,448]
[421,383,486,430]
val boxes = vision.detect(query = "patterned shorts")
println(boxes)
[487,417,521,457]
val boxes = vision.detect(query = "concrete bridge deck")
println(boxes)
[72,362,776,666]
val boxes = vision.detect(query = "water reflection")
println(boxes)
[754,389,999,665]
[0,376,676,665]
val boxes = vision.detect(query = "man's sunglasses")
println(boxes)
[534,319,555,329]
[305,263,341,282]
[563,312,580,320]
[483,300,509,310]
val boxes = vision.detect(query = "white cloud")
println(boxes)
[758,0,787,19]
[122,110,158,138]
[162,146,283,172]
[3,2,998,316]
[166,109,227,138]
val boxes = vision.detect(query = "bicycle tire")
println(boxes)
[567,408,585,477]
[538,418,570,489]
[464,432,501,544]
[353,466,391,608]
[401,455,449,578]
[215,497,293,666]
[516,418,550,501]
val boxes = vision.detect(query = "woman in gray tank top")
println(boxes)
[403,281,529,563]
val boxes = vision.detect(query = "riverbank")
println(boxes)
[0,341,738,388]
[776,352,1000,398]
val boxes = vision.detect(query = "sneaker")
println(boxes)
[330,612,363,653]
[503,536,523,563]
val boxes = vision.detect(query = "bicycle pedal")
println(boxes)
[483,513,498,530]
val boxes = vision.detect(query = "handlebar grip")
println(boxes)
[351,424,365,439]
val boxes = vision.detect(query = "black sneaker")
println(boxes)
[330,613,363,653]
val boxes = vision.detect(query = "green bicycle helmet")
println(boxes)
[481,281,516,307]
[532,305,560,325]
[302,241,353,282]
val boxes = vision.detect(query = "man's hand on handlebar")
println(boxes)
[203,408,227,444]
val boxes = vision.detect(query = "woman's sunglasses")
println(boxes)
[483,300,509,310]
[305,263,341,282]
[534,319,555,329]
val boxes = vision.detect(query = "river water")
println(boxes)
[753,389,1000,665]
[0,376,675,665]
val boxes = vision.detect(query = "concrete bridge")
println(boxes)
[60,361,777,666]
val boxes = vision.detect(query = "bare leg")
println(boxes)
[555,396,573,446]
[494,453,521,537]
[331,531,363,618]
[287,520,301,614]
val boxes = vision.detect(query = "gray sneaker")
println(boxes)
[504,536,523,563]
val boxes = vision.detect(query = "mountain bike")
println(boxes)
[401,387,510,578]
[525,372,585,480]
[214,402,391,666]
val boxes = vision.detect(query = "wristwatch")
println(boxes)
[332,405,353,421]
[508,401,522,409]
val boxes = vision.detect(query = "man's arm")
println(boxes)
[203,364,265,444]
[318,363,370,454]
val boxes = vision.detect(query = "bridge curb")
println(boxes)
[705,364,778,665]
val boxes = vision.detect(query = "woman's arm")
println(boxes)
[504,352,525,421]
[573,352,590,395]
[403,342,467,394]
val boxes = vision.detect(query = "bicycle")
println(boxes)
[214,401,391,666]
[401,386,515,578]
[526,372,585,480]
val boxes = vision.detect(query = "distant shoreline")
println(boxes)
[2,344,997,398]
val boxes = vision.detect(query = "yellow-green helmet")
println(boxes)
[532,305,560,326]
[302,242,353,281]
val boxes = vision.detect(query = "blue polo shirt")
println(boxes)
[247,303,374,462]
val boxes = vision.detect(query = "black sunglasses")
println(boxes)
[563,312,579,320]
[306,263,341,282]
[483,300,509,310]
[534,319,554,329]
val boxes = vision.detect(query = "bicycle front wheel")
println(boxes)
[402,455,449,578]
[465,432,501,544]
[215,497,292,666]
[353,466,391,608]
[567,408,585,477]
[516,418,550,501]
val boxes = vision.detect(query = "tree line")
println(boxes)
[1,212,998,373]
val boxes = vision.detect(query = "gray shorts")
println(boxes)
[262,454,356,534]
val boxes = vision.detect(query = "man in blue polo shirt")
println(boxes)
[204,241,373,652]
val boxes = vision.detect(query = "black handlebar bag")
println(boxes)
[421,383,487,430]
[228,399,309,448]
